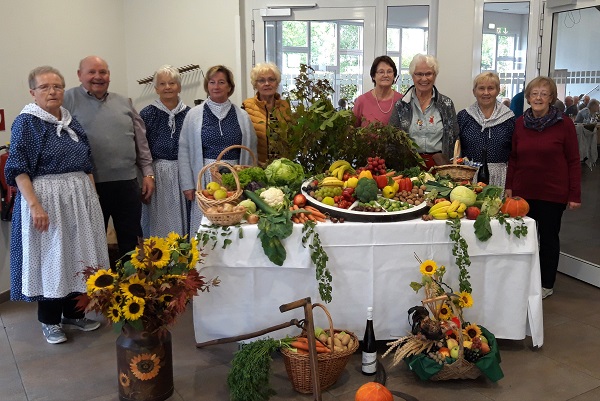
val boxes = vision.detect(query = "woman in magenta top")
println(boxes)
[353,56,403,127]
[505,76,581,299]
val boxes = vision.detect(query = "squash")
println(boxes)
[355,382,393,401]
[500,196,529,217]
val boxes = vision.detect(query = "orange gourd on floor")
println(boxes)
[500,196,530,217]
[355,382,393,401]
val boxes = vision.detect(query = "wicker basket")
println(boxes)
[433,140,477,182]
[196,161,245,226]
[422,295,481,380]
[280,303,359,394]
[210,145,258,185]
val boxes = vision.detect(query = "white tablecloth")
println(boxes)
[194,217,543,347]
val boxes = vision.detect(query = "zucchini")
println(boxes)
[244,190,277,215]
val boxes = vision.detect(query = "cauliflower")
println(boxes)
[259,187,286,208]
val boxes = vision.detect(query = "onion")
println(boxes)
[246,214,260,224]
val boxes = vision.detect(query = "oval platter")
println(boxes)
[301,179,428,223]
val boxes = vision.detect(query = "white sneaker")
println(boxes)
[542,287,554,299]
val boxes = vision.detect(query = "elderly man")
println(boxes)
[575,99,599,123]
[579,95,591,111]
[64,56,154,261]
[565,96,578,117]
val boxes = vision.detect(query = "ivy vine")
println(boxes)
[301,220,332,303]
[496,214,529,238]
[446,218,472,294]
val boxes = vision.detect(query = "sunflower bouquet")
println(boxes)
[383,256,504,382]
[78,233,220,335]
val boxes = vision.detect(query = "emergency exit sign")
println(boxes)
[496,27,508,34]
[0,109,5,131]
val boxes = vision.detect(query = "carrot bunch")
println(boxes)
[290,205,327,224]
[289,336,331,355]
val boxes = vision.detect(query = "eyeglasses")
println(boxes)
[33,84,65,93]
[376,69,394,76]
[256,77,277,85]
[530,92,551,99]
[413,72,434,78]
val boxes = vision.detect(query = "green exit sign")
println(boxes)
[496,27,508,34]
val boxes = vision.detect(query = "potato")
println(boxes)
[347,338,354,350]
[341,333,351,346]
[222,203,234,213]
[318,333,328,344]
[333,337,342,347]
[205,206,218,214]
[334,346,345,353]
[326,337,332,346]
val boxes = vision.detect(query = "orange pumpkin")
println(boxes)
[355,382,393,401]
[500,196,529,217]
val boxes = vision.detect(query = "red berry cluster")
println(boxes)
[356,156,387,176]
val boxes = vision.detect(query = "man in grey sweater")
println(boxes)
[64,56,154,262]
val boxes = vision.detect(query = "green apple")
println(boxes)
[446,338,458,350]
[450,345,459,359]
[206,181,221,195]
[479,335,488,344]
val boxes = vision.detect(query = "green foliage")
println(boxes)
[446,218,472,294]
[257,210,294,266]
[302,220,332,303]
[221,167,267,191]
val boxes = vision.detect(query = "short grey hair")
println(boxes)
[28,66,65,89]
[589,99,599,109]
[153,65,181,87]
[409,54,439,76]
[250,62,281,89]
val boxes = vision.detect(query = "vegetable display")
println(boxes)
[264,158,305,192]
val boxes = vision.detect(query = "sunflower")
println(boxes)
[189,237,200,268]
[438,303,453,321]
[122,298,145,320]
[458,291,474,308]
[119,372,131,388]
[419,259,437,276]
[120,275,148,301]
[108,303,122,323]
[129,353,161,381]
[463,323,482,340]
[144,237,171,268]
[112,292,124,306]
[166,231,181,248]
[129,246,147,270]
[86,269,118,294]
[159,294,174,304]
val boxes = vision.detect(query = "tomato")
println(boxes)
[293,194,307,207]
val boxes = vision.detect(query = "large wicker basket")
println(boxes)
[196,161,245,226]
[433,140,477,182]
[280,303,359,394]
[422,295,481,380]
[210,145,258,185]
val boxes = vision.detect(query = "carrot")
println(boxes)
[304,206,326,219]
[292,216,300,224]
[295,337,309,343]
[385,170,396,177]
[307,214,316,221]
[293,348,309,355]
[314,216,326,223]
[293,204,299,210]
[290,341,331,353]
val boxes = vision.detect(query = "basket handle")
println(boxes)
[311,303,336,353]
[196,161,242,210]
[453,140,461,166]
[215,144,258,166]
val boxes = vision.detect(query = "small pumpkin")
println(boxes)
[500,196,529,217]
[355,382,393,401]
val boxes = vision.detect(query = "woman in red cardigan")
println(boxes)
[505,76,581,299]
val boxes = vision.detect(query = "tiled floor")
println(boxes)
[1,272,600,401]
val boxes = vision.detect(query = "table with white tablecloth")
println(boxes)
[193,217,543,347]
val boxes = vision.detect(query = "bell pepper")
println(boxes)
[345,176,359,188]
[342,187,355,202]
[398,177,413,192]
[358,170,373,180]
[374,175,388,190]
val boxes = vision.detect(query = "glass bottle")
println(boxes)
[361,306,377,375]
[477,147,490,185]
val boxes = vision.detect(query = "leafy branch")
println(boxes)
[197,223,244,250]
[446,218,472,294]
[496,214,528,238]
[302,220,332,303]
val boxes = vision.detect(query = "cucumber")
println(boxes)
[244,190,278,215]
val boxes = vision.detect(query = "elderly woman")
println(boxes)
[575,98,599,123]
[505,76,581,299]
[5,66,109,344]
[178,65,257,232]
[353,56,403,127]
[242,62,290,164]
[389,54,459,169]
[140,65,191,237]
[457,72,515,188]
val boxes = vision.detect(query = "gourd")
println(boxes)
[355,382,393,401]
[500,196,529,217]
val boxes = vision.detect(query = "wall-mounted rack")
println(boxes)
[137,64,201,85]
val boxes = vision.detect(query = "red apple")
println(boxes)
[293,194,307,208]
[466,206,481,220]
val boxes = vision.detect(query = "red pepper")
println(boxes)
[374,175,388,189]
[342,187,355,202]
[398,177,413,192]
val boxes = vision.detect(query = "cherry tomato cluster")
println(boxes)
[355,156,387,176]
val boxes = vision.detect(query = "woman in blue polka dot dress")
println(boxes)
[178,65,257,233]
[457,72,515,188]
[5,66,109,344]
[140,65,191,237]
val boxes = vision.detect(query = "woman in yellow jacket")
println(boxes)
[242,62,290,165]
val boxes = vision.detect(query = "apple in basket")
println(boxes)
[206,181,221,195]
[450,345,460,359]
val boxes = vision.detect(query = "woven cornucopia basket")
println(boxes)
[280,303,359,394]
[210,145,258,184]
[433,140,477,182]
[196,161,244,226]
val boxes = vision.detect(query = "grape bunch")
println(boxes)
[314,187,342,201]
[355,156,387,176]
[427,351,446,366]
[471,336,482,350]
[463,348,482,362]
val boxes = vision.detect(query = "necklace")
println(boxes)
[373,90,394,114]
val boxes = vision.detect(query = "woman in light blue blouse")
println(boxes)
[140,65,191,237]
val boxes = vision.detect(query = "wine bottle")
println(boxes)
[477,147,490,185]
[361,306,377,375]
